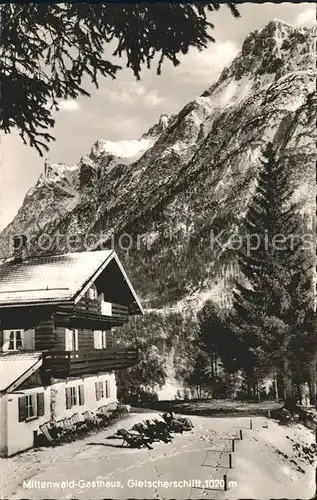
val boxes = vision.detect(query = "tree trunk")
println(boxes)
[210,353,215,398]
[246,370,253,399]
[296,384,302,405]
[308,357,316,407]
[253,379,257,400]
[274,371,279,401]
[257,379,261,401]
[284,358,296,407]
[308,380,316,407]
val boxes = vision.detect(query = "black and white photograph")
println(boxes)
[0,2,316,499]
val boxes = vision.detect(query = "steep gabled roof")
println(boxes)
[0,250,143,313]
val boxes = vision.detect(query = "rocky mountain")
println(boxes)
[1,20,316,314]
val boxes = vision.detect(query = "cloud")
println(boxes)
[295,7,316,27]
[175,41,239,81]
[105,82,164,108]
[142,90,164,107]
[59,99,81,111]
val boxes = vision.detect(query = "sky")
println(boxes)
[1,3,316,230]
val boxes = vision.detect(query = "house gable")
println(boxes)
[0,250,143,314]
[74,253,143,315]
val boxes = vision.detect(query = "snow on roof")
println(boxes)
[0,250,114,306]
[0,352,42,392]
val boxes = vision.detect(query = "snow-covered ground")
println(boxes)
[1,413,315,500]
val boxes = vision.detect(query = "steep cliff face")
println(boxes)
[1,20,315,311]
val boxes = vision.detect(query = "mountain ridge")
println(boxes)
[0,19,315,312]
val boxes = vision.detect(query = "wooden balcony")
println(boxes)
[42,348,139,378]
[75,297,129,319]
[55,301,129,329]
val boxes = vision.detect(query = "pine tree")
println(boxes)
[284,217,316,405]
[197,300,246,398]
[232,142,315,402]
[186,350,211,399]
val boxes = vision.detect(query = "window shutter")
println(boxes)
[102,331,107,349]
[73,329,79,351]
[24,329,35,350]
[105,380,110,398]
[95,382,100,401]
[18,396,27,422]
[2,330,12,351]
[65,387,72,409]
[93,331,98,349]
[94,331,102,349]
[78,385,85,406]
[65,329,71,351]
[37,392,45,417]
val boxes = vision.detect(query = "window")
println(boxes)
[105,380,110,399]
[95,381,104,401]
[3,330,24,351]
[18,392,45,422]
[65,329,78,351]
[65,385,84,409]
[65,386,77,409]
[25,394,37,419]
[93,330,106,349]
[70,387,77,406]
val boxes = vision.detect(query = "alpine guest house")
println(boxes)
[0,236,143,456]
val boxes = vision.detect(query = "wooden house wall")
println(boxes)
[53,326,67,351]
[34,317,55,351]
[75,285,129,321]
[71,328,114,350]
[106,330,114,348]
[0,322,114,352]
[50,326,95,351]
[18,369,45,390]
[51,326,103,351]
[78,329,95,350]
[76,285,101,314]
[0,307,56,352]
[0,282,131,353]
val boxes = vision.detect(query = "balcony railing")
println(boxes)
[56,301,129,328]
[42,347,139,377]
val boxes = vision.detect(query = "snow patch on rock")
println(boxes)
[91,138,154,162]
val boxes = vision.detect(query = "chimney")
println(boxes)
[12,235,28,263]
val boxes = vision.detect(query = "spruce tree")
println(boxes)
[232,142,315,402]
[186,350,212,399]
[285,217,316,405]
[198,301,244,375]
